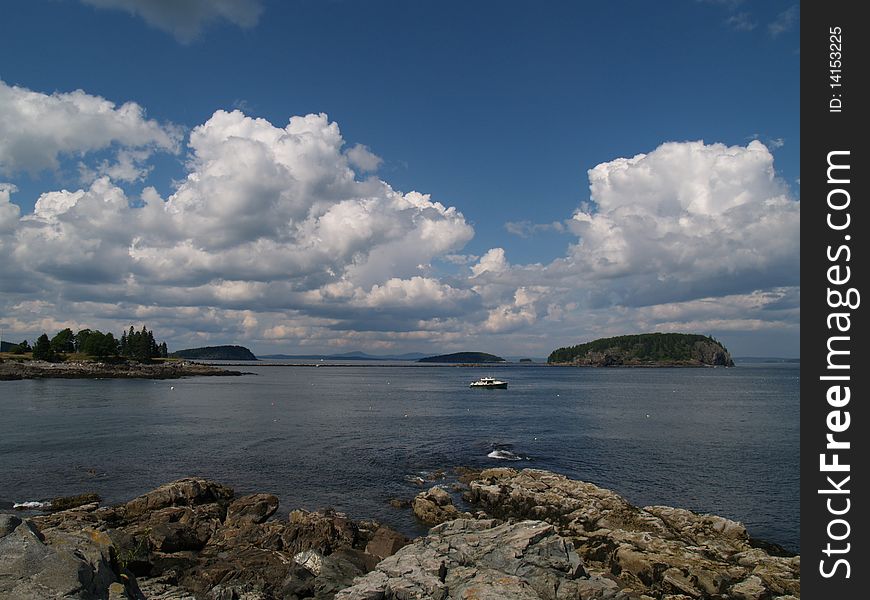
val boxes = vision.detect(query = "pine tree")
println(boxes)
[32,334,54,361]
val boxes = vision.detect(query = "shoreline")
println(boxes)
[0,359,249,381]
[1,468,800,599]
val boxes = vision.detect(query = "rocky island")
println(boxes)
[0,359,247,381]
[1,468,799,599]
[549,333,735,367]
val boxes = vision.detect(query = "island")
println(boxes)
[418,352,506,363]
[548,333,734,367]
[0,359,247,381]
[170,345,258,361]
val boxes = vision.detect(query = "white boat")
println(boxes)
[469,376,508,389]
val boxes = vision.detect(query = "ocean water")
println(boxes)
[0,361,800,551]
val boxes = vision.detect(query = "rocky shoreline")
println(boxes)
[0,359,248,381]
[0,469,799,599]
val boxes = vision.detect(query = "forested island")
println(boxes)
[548,333,734,367]
[0,326,246,380]
[418,352,505,363]
[170,345,257,361]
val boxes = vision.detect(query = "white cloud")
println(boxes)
[79,0,263,42]
[504,220,566,238]
[0,97,799,356]
[0,80,180,176]
[345,144,383,172]
[0,184,21,234]
[769,5,799,37]
[725,12,757,31]
[562,139,799,303]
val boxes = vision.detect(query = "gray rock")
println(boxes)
[464,468,800,599]
[336,519,593,600]
[0,515,129,599]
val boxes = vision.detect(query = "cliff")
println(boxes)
[548,333,735,367]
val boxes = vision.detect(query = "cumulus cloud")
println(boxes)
[345,144,383,172]
[561,140,799,305]
[0,97,799,356]
[79,0,263,42]
[0,80,180,176]
[1,108,476,342]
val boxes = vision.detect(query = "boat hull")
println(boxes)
[469,382,508,389]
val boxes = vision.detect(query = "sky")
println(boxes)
[0,0,800,357]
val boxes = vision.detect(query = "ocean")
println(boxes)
[0,361,800,552]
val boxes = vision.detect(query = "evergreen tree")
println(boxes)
[74,329,92,353]
[32,334,54,361]
[50,328,75,354]
[13,340,31,354]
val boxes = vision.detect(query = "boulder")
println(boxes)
[0,514,133,600]
[336,519,595,600]
[411,486,470,526]
[225,493,279,527]
[364,525,408,561]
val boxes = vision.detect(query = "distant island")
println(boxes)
[548,333,734,367]
[258,351,428,361]
[170,345,258,361]
[418,352,505,363]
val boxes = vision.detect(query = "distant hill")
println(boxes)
[170,345,257,361]
[258,351,428,361]
[418,352,506,363]
[548,333,734,367]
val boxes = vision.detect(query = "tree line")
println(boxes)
[8,326,169,362]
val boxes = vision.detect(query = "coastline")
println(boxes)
[1,468,800,600]
[0,359,249,381]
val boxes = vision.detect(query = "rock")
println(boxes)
[122,478,234,518]
[51,492,102,511]
[0,514,131,600]
[364,525,408,561]
[411,486,470,526]
[225,493,279,526]
[464,468,800,599]
[336,519,591,600]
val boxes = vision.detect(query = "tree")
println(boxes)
[12,340,31,354]
[74,329,92,353]
[50,328,75,354]
[32,334,55,361]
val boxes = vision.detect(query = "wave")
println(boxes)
[13,500,49,510]
[487,449,525,461]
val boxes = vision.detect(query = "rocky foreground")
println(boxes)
[0,469,799,599]
[0,360,246,381]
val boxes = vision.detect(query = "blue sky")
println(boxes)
[0,0,800,357]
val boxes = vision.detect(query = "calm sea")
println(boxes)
[0,362,800,551]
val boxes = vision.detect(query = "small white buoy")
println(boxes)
[170,386,175,390]
[645,414,650,418]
